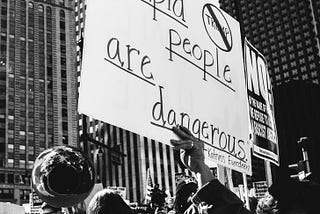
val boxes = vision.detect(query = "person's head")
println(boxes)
[87,189,133,214]
[41,202,63,214]
[174,178,198,214]
[67,202,87,214]
[255,192,278,214]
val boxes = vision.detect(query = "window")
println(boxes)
[1,20,7,28]
[46,6,51,16]
[19,160,25,168]
[60,33,65,41]
[292,69,298,75]
[28,161,34,169]
[0,174,4,183]
[20,189,30,200]
[7,173,14,183]
[0,188,14,199]
[8,144,13,152]
[61,57,66,66]
[19,145,25,151]
[62,96,67,104]
[301,66,307,72]
[61,83,67,92]
[61,69,66,78]
[60,10,65,18]
[38,5,44,13]
[62,108,68,117]
[310,63,316,69]
[60,45,66,53]
[7,159,13,167]
[60,21,65,29]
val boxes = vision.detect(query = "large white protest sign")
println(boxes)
[244,39,279,165]
[78,0,251,174]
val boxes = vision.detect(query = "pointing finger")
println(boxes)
[170,139,194,150]
[179,126,195,138]
[172,126,192,140]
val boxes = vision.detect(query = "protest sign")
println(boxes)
[78,0,251,174]
[244,39,279,165]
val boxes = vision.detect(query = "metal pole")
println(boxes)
[264,160,273,186]
[242,173,250,210]
[82,114,89,156]
[298,137,310,173]
[302,147,310,172]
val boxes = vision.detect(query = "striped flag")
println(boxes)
[145,168,153,203]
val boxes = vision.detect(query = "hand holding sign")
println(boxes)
[171,125,215,185]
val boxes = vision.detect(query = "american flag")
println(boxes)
[145,168,153,202]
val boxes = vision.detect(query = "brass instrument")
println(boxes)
[32,146,95,208]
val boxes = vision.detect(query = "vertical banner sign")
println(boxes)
[78,0,252,175]
[244,39,279,165]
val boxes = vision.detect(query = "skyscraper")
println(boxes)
[0,0,78,204]
[219,0,320,179]
[219,0,320,85]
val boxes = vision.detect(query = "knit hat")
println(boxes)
[174,178,198,214]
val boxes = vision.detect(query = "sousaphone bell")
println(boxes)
[32,146,95,208]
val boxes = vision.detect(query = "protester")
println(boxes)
[248,196,258,213]
[151,184,167,210]
[174,178,198,214]
[87,189,134,214]
[171,125,320,214]
[166,196,175,213]
[170,125,253,214]
[256,192,278,214]
[85,125,320,214]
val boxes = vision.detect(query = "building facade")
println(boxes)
[219,0,320,85]
[0,0,78,204]
[79,118,182,203]
[219,0,320,179]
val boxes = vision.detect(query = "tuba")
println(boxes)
[32,146,95,208]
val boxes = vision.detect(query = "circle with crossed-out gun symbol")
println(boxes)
[202,4,233,52]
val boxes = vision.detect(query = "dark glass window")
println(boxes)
[7,174,13,183]
[0,188,14,199]
[62,122,68,131]
[60,9,65,18]
[0,173,4,183]
[62,108,67,117]
[61,69,66,78]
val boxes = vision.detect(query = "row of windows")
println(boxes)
[0,186,29,201]
[19,0,66,8]
[274,74,319,86]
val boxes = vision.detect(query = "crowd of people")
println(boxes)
[41,126,320,214]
